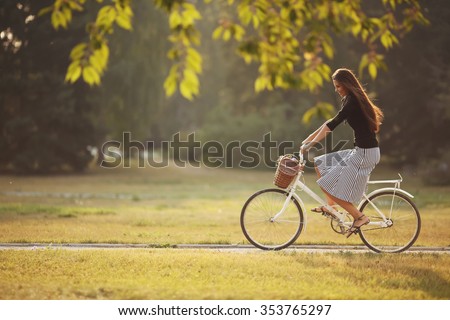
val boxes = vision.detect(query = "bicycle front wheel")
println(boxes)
[359,191,421,253]
[240,189,304,250]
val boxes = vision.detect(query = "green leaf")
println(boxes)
[368,63,377,79]
[380,32,389,48]
[187,48,202,64]
[123,5,133,17]
[317,63,331,79]
[302,102,335,124]
[234,25,245,41]
[169,11,182,29]
[164,73,177,97]
[389,0,396,10]
[252,16,259,28]
[182,3,201,20]
[361,29,369,42]
[186,49,202,73]
[317,102,335,119]
[62,7,72,24]
[358,54,369,77]
[322,41,334,59]
[51,10,66,29]
[310,71,323,86]
[183,69,200,94]
[65,64,82,83]
[91,49,107,71]
[242,54,252,64]
[223,29,231,41]
[67,1,84,11]
[71,66,82,83]
[212,26,223,40]
[254,77,265,92]
[167,48,179,60]
[351,23,362,37]
[70,43,87,60]
[237,4,252,25]
[96,5,116,26]
[82,66,100,86]
[99,43,110,62]
[116,13,132,30]
[180,78,194,100]
[38,6,53,17]
[89,54,103,73]
[302,107,318,124]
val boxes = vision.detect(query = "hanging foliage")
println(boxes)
[39,0,429,106]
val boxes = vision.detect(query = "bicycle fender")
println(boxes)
[361,187,415,206]
[358,187,415,211]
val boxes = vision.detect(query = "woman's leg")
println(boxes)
[319,187,369,226]
[314,165,336,207]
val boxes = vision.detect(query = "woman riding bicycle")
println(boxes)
[300,68,384,238]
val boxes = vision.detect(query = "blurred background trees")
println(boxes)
[1,0,449,184]
[0,0,101,172]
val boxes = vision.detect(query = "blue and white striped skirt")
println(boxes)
[314,147,380,203]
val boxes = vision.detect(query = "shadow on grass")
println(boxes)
[336,252,450,299]
[392,266,450,299]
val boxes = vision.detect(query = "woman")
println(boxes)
[300,68,384,237]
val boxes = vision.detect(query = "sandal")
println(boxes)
[311,205,338,219]
[346,214,370,238]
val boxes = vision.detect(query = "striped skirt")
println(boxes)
[314,147,380,203]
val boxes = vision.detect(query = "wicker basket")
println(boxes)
[274,154,300,188]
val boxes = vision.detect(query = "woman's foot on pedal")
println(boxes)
[346,214,370,238]
[311,205,338,219]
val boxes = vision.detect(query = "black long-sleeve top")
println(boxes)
[326,94,379,148]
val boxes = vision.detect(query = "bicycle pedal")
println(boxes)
[323,212,338,220]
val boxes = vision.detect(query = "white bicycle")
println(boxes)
[240,152,421,253]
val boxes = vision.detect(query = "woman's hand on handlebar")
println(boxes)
[300,142,311,154]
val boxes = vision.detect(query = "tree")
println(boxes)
[93,1,172,141]
[376,0,450,168]
[39,0,429,117]
[0,0,103,173]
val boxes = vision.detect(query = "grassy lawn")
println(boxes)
[0,164,449,300]
[0,164,449,247]
[0,249,449,299]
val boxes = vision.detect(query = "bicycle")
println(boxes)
[240,152,421,253]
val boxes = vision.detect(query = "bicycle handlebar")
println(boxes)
[292,151,305,164]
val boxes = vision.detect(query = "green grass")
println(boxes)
[0,164,449,247]
[0,164,449,300]
[0,167,450,246]
[0,249,448,299]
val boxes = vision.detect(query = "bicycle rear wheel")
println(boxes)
[240,189,304,250]
[359,191,421,253]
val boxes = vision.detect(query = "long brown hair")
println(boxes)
[332,68,384,133]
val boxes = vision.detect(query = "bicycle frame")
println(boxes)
[273,156,415,230]
[362,174,414,222]
[273,170,347,228]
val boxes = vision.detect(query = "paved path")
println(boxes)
[0,243,448,254]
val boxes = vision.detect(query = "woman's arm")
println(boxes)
[301,122,331,152]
